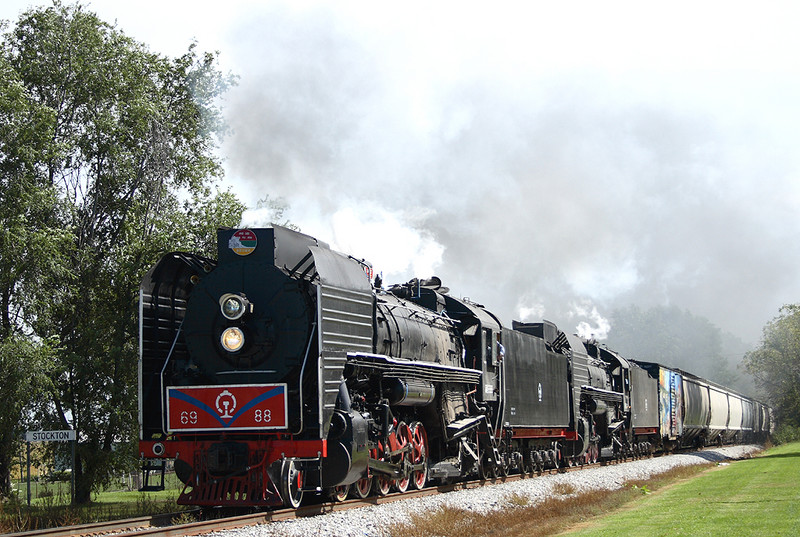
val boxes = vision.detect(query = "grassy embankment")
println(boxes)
[389,442,800,537]
[562,442,800,537]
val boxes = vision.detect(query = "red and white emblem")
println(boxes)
[229,229,257,256]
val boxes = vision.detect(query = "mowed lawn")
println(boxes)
[562,442,800,537]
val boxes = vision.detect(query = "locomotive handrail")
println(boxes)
[292,322,317,436]
[494,346,506,438]
[378,294,461,323]
[159,318,185,436]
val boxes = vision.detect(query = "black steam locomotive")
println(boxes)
[138,226,771,507]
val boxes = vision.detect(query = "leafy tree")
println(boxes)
[173,188,250,257]
[2,2,242,502]
[0,338,56,498]
[0,30,69,499]
[744,305,800,433]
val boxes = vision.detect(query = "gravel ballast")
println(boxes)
[206,445,762,537]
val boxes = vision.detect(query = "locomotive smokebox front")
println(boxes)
[182,259,314,386]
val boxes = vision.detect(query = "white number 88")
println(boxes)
[254,409,272,423]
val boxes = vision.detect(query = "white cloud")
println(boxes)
[566,256,641,301]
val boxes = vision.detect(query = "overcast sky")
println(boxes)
[4,1,800,344]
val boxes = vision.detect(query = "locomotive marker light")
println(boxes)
[220,326,245,352]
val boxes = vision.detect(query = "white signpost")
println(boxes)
[25,430,76,442]
[25,430,76,505]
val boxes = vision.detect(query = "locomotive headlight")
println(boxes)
[220,327,245,352]
[219,293,249,320]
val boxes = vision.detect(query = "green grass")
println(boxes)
[561,443,800,537]
[2,472,187,533]
[11,471,184,506]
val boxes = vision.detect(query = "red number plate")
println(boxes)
[166,384,287,432]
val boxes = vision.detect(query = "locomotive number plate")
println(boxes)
[166,384,288,432]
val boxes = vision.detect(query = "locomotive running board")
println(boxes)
[347,353,483,384]
[580,385,624,401]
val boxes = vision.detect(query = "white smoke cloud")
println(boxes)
[517,306,547,324]
[327,204,444,283]
[565,257,641,301]
[220,1,800,344]
[516,293,547,323]
[239,207,282,228]
[570,301,613,340]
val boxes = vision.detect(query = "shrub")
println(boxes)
[772,423,800,444]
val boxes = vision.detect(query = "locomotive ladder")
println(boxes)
[483,418,504,470]
[140,458,166,492]
[670,380,679,437]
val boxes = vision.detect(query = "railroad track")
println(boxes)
[5,510,192,537]
[12,449,700,537]
[6,456,617,537]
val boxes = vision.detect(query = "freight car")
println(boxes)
[138,226,769,507]
[635,362,772,450]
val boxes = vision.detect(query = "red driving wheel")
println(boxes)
[393,422,412,493]
[409,421,428,489]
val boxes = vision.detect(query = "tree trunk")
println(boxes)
[0,451,12,499]
[73,451,91,504]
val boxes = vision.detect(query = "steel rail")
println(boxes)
[7,450,680,537]
[4,510,192,537]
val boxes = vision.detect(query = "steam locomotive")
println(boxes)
[138,226,771,507]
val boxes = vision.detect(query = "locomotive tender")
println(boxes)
[138,226,771,507]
